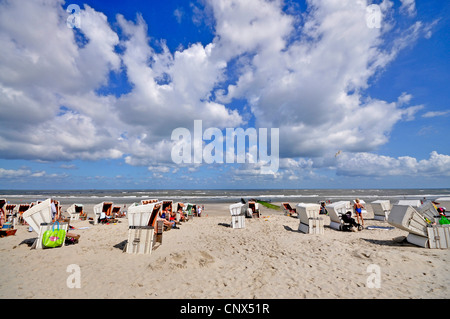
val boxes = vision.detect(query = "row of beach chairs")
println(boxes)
[233,197,450,249]
[4,197,200,254]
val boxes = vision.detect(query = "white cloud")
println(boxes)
[0,0,445,184]
[0,1,123,161]
[422,110,450,118]
[0,167,68,179]
[173,8,184,24]
[399,0,416,17]
[0,168,32,178]
[209,0,427,158]
[335,151,450,177]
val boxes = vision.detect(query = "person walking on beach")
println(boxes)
[354,199,365,228]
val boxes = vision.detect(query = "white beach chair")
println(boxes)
[388,202,449,249]
[396,199,421,207]
[416,201,439,223]
[387,205,429,237]
[3,203,17,228]
[248,201,260,218]
[371,200,391,221]
[282,203,297,216]
[17,204,31,224]
[125,202,161,254]
[297,203,324,234]
[93,202,114,225]
[161,200,173,217]
[405,227,450,249]
[66,203,84,222]
[111,205,121,218]
[174,202,185,221]
[326,201,352,230]
[230,202,246,229]
[22,198,68,249]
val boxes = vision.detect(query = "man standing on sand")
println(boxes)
[354,198,365,229]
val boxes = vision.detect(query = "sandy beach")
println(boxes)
[0,201,449,299]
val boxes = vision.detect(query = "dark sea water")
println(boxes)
[0,188,449,206]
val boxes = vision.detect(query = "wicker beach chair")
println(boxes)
[282,202,297,216]
[66,203,84,222]
[371,200,391,221]
[388,202,449,249]
[297,203,324,234]
[326,201,354,231]
[229,202,246,229]
[93,202,115,224]
[248,201,260,218]
[125,201,162,254]
[22,198,69,249]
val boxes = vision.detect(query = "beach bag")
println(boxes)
[42,221,66,248]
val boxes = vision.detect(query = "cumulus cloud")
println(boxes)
[335,151,450,177]
[0,167,67,179]
[0,0,123,161]
[0,168,32,178]
[210,0,428,158]
[0,0,445,182]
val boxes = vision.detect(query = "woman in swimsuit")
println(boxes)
[354,198,365,228]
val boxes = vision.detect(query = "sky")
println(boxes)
[0,0,449,190]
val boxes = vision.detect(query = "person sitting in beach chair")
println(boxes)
[169,208,180,225]
[319,202,328,215]
[158,210,178,230]
[98,211,118,224]
[98,211,110,224]
[177,207,186,222]
[341,211,362,232]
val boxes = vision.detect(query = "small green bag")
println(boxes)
[42,221,66,248]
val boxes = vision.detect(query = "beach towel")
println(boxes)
[42,221,66,248]
[366,226,395,230]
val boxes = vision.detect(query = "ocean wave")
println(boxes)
[1,189,449,204]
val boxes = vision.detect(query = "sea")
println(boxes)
[0,189,449,206]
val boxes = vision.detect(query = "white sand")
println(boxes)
[0,202,449,299]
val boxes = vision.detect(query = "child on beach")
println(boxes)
[353,199,365,228]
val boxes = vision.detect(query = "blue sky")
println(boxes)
[0,0,449,190]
